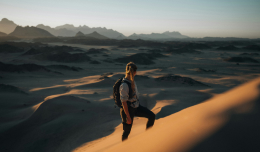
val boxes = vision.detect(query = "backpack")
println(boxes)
[113,77,132,108]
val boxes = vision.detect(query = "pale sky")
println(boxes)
[0,0,260,38]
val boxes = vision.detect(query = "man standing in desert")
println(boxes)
[119,62,155,141]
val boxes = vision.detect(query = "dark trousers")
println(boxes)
[120,105,155,141]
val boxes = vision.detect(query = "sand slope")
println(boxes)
[75,77,260,152]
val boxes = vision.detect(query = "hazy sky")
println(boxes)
[0,0,260,38]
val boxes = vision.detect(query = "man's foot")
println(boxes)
[122,136,128,141]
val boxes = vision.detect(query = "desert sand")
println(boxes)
[0,41,260,152]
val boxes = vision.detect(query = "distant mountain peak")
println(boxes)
[63,24,74,26]
[85,31,109,39]
[1,18,15,24]
[37,24,50,27]
[55,24,75,30]
[75,31,85,37]
[0,18,17,34]
[77,31,84,34]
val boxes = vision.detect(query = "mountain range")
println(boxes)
[36,24,75,37]
[53,24,123,39]
[0,18,189,40]
[128,31,189,40]
[75,31,109,39]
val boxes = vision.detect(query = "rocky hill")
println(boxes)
[9,26,54,38]
[0,18,17,34]
[75,31,85,37]
[84,31,109,39]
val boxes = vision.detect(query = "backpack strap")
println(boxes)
[121,79,133,101]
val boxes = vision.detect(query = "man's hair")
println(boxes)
[125,62,137,93]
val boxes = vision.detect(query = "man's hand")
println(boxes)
[126,117,132,124]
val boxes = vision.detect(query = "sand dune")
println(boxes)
[83,77,260,152]
[0,94,119,152]
[224,57,259,63]
[114,52,167,65]
[0,83,27,94]
[0,44,24,53]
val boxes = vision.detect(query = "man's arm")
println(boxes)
[122,102,132,124]
[120,83,132,124]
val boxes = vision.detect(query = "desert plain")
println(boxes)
[0,39,260,152]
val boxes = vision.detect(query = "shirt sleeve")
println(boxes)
[120,83,129,102]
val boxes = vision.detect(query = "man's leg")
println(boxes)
[120,107,135,141]
[135,105,155,129]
